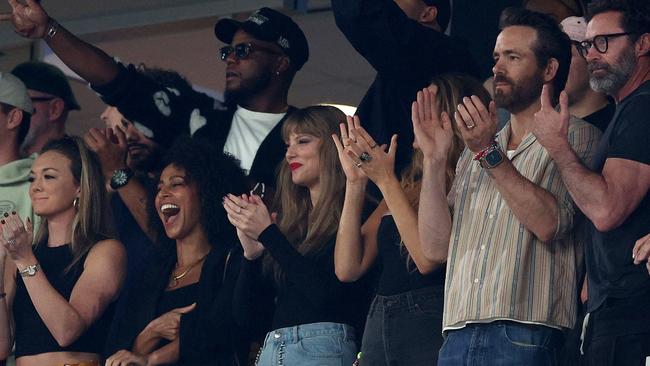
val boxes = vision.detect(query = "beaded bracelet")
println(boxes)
[473,140,499,161]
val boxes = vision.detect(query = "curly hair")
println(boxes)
[148,136,248,248]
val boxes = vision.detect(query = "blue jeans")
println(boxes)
[255,322,357,366]
[438,321,563,366]
[360,286,444,366]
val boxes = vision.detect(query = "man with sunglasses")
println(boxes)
[10,61,80,157]
[532,0,650,364]
[332,0,479,175]
[1,2,308,189]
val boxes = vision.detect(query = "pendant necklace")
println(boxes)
[168,253,208,289]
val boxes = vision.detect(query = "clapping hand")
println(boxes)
[84,127,129,182]
[223,194,273,244]
[332,115,368,185]
[0,0,50,39]
[455,93,498,153]
[411,85,455,162]
[0,212,35,267]
[633,233,650,276]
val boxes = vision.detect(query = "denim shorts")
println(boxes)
[360,286,444,366]
[255,322,357,366]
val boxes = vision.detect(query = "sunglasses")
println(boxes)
[576,32,639,58]
[218,42,281,62]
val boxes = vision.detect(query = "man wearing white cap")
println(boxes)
[561,16,615,132]
[0,72,39,233]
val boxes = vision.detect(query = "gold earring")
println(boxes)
[73,197,79,209]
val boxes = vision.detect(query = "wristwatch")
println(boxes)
[19,263,41,277]
[479,147,506,169]
[110,168,134,190]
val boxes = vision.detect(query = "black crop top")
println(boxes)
[13,244,115,357]
[376,215,445,296]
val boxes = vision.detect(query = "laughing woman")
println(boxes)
[105,138,248,366]
[0,136,126,366]
[224,106,362,366]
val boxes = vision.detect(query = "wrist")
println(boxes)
[44,17,59,40]
[545,139,572,160]
[376,175,400,193]
[14,254,37,271]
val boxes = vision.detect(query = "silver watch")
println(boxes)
[19,263,41,277]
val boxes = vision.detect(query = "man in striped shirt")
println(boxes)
[415,7,601,365]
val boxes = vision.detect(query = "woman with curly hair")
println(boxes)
[223,106,364,365]
[105,137,249,366]
[0,136,126,366]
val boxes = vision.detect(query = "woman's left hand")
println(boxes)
[105,349,149,366]
[344,119,398,188]
[223,194,273,240]
[0,212,35,267]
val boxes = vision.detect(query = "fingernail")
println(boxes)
[1,220,5,224]
[3,212,7,217]
[27,217,31,223]
[11,211,16,215]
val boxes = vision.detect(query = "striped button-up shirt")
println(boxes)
[443,117,600,331]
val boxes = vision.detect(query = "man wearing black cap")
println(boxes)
[332,0,479,174]
[10,61,80,156]
[1,2,307,189]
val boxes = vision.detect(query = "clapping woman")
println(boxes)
[223,106,362,365]
[333,74,491,365]
[0,136,126,366]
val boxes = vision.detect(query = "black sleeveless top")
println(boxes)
[376,215,445,296]
[13,244,115,357]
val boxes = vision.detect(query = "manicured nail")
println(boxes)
[11,211,16,215]
[1,220,5,224]
[3,212,7,217]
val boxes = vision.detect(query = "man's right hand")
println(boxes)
[411,85,454,162]
[83,127,129,181]
[1,0,50,39]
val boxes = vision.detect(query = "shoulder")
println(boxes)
[86,239,127,266]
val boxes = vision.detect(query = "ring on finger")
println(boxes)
[236,206,241,214]
[7,239,15,246]
[359,152,372,163]
[369,143,378,149]
[355,162,363,168]
[466,123,476,129]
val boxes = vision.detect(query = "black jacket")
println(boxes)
[332,0,479,172]
[105,244,245,365]
[93,63,294,187]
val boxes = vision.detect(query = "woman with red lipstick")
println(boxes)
[224,106,366,366]
[333,74,491,365]
[0,136,126,366]
[105,137,249,366]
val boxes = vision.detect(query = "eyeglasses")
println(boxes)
[30,96,56,103]
[577,32,639,58]
[218,42,280,62]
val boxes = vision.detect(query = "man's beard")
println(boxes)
[588,47,636,95]
[129,145,163,174]
[224,71,272,106]
[493,71,545,114]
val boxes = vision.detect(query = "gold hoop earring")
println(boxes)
[73,197,79,209]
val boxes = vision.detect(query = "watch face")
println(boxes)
[483,149,504,168]
[114,170,128,185]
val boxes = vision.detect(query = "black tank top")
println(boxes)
[154,282,200,350]
[13,244,115,357]
[376,215,445,295]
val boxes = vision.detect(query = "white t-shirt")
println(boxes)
[223,106,286,174]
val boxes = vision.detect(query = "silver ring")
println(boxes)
[7,239,16,246]
[466,123,476,129]
[236,206,241,214]
[369,143,378,149]
[356,162,363,168]
[359,152,372,163]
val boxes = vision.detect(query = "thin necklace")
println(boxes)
[168,253,208,289]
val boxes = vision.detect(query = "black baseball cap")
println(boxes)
[11,61,81,111]
[214,7,309,70]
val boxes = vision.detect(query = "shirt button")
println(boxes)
[489,214,494,219]
[474,278,479,284]
[480,245,486,250]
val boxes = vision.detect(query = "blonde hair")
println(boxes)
[267,106,347,282]
[34,137,113,272]
[400,73,492,269]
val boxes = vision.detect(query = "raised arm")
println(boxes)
[331,116,379,282]
[534,87,650,232]
[412,86,455,261]
[0,253,15,360]
[2,0,119,85]
[1,214,126,347]
[345,115,444,273]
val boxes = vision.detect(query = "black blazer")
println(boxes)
[105,243,245,365]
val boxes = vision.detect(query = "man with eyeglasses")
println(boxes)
[1,2,308,190]
[10,61,80,157]
[532,0,650,364]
